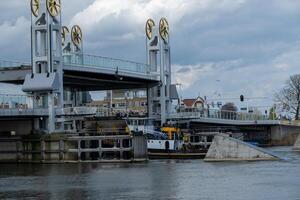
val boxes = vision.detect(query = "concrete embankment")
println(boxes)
[204,134,279,162]
[270,125,300,146]
[292,134,300,151]
[0,134,148,163]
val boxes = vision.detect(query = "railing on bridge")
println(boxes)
[0,106,97,117]
[57,107,97,116]
[0,94,33,109]
[63,53,151,75]
[89,106,271,122]
[170,108,269,121]
[1,54,152,76]
[0,95,97,117]
[0,108,48,116]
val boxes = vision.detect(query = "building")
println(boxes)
[181,96,207,109]
[88,90,148,117]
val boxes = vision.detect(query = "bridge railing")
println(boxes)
[0,108,49,116]
[1,54,152,76]
[171,108,269,121]
[0,94,33,109]
[63,53,151,75]
[56,107,97,116]
[0,59,30,68]
[0,95,98,117]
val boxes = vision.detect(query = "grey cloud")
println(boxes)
[176,67,191,73]
[1,0,300,108]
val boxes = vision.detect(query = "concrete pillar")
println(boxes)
[98,139,102,160]
[78,140,81,161]
[293,134,300,151]
[16,141,23,161]
[204,136,208,149]
[41,140,46,161]
[59,140,64,160]
[132,135,147,160]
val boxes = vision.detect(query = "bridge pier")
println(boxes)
[270,125,300,146]
[293,134,300,151]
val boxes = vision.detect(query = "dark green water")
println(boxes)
[0,147,299,200]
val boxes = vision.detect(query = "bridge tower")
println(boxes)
[23,0,64,133]
[146,18,172,125]
[62,24,85,131]
[62,25,83,64]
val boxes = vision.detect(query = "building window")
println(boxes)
[118,103,126,108]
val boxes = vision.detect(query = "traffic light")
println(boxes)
[240,95,244,102]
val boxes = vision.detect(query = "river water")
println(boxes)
[0,147,299,200]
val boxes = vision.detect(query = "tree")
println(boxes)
[269,106,277,120]
[275,74,300,120]
[221,102,238,112]
[221,102,237,120]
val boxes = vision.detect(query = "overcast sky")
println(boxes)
[1,0,300,108]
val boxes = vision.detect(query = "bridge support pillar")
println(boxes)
[23,0,64,134]
[146,18,172,125]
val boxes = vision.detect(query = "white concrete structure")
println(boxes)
[204,134,279,161]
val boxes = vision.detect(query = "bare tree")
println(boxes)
[220,102,238,120]
[221,102,238,112]
[275,74,300,120]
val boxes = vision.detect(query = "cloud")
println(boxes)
[1,0,300,108]
[0,16,31,61]
[173,44,300,108]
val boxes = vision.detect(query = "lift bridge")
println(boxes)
[0,0,178,134]
[0,0,284,135]
[0,51,165,133]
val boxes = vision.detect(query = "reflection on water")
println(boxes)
[0,147,300,200]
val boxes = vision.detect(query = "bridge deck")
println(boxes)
[0,54,159,89]
[168,110,281,126]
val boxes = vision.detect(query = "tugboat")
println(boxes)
[126,118,212,159]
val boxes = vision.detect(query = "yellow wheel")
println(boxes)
[71,25,83,47]
[61,26,69,45]
[159,18,169,43]
[31,0,40,17]
[145,19,155,40]
[46,0,61,17]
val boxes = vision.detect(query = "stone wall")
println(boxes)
[0,134,147,163]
